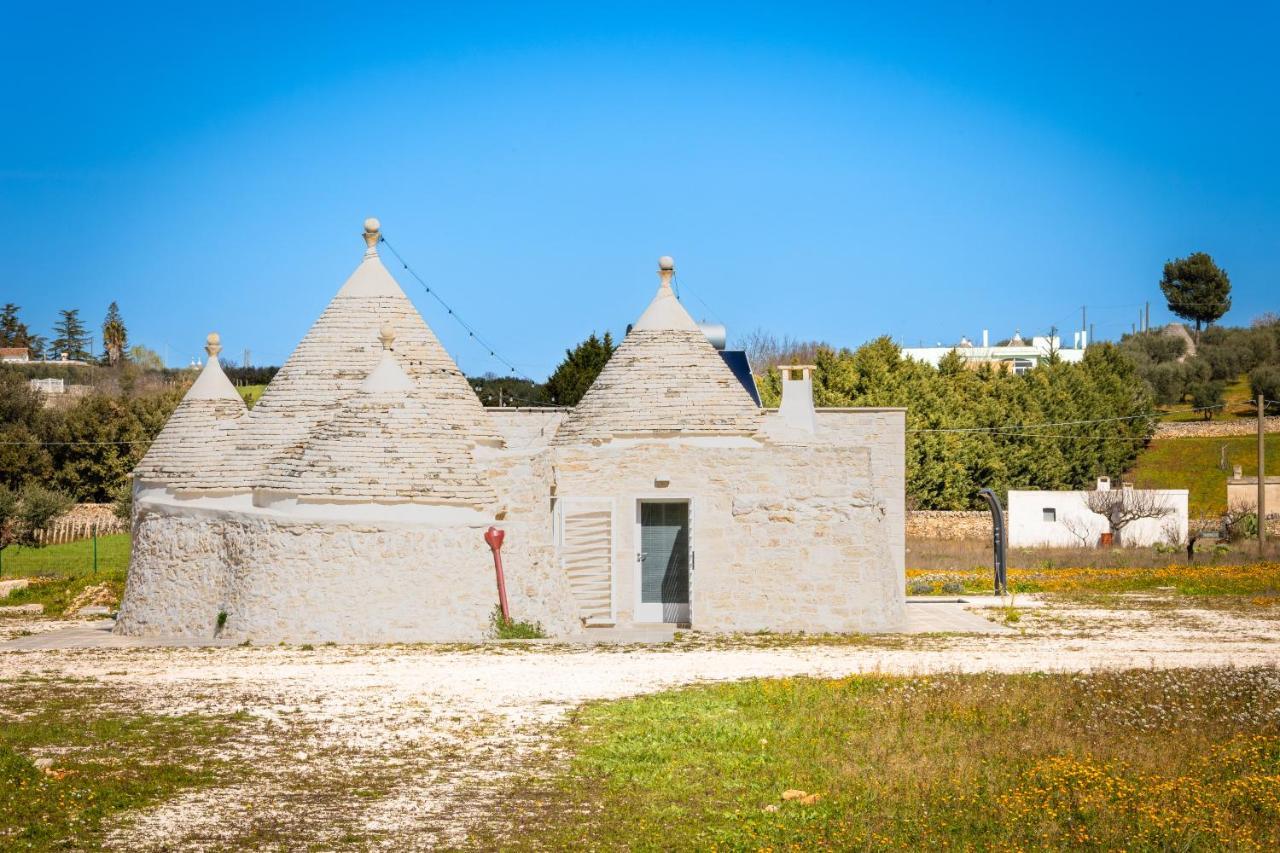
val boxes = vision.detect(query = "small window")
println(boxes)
[1042,508,1057,522]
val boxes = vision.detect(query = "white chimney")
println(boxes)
[1096,476,1111,491]
[982,329,989,348]
[1081,329,1088,349]
[778,364,817,433]
[1233,464,1243,479]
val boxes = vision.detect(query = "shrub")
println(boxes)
[1250,365,1280,412]
[490,606,546,639]
[1187,381,1225,417]
[906,579,934,596]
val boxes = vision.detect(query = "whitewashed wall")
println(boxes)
[1007,489,1189,548]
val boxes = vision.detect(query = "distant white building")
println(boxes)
[1,347,30,363]
[902,329,1087,373]
[1008,478,1188,548]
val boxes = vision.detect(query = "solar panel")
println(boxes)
[719,350,762,406]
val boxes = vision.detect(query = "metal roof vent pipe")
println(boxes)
[778,364,817,433]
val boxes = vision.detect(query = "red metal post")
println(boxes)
[484,526,510,621]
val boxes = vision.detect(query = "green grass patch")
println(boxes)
[1159,374,1258,421]
[1126,434,1279,516]
[237,384,266,408]
[479,669,1280,850]
[0,681,249,850]
[0,534,130,580]
[907,562,1280,597]
[2,568,127,618]
[490,606,546,639]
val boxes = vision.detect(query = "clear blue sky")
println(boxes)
[3,2,1276,377]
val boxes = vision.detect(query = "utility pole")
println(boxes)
[1145,301,1150,332]
[1260,394,1268,553]
[1081,305,1087,344]
[1089,323,1094,346]
[243,348,251,369]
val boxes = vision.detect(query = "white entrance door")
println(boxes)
[635,500,690,624]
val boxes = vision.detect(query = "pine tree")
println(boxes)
[101,301,128,365]
[545,332,616,406]
[1160,252,1231,340]
[50,308,90,361]
[0,303,32,349]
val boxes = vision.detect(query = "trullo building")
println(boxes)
[116,219,906,641]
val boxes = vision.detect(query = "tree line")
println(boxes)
[1,302,164,367]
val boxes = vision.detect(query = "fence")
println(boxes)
[32,504,128,546]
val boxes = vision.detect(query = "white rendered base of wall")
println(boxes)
[115,491,581,643]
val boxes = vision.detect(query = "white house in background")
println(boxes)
[1,347,30,363]
[1008,478,1189,548]
[902,328,1087,373]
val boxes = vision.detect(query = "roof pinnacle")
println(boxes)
[363,217,381,257]
[205,332,222,359]
[379,323,396,350]
[657,255,675,290]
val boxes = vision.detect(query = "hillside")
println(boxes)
[1125,434,1279,517]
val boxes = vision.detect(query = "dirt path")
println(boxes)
[2,598,1278,849]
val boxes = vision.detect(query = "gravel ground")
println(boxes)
[2,597,1278,849]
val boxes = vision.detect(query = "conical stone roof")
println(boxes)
[262,326,497,506]
[133,333,248,491]
[233,219,499,486]
[553,257,761,445]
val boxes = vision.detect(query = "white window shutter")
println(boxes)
[557,498,614,625]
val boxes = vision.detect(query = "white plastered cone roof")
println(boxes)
[133,333,248,491]
[262,326,497,506]
[229,219,499,488]
[553,257,761,444]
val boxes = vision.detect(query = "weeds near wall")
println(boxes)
[490,606,546,640]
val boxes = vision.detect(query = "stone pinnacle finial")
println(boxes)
[657,255,675,290]
[379,323,396,350]
[205,332,222,359]
[363,217,381,256]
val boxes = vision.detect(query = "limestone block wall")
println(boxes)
[483,445,582,634]
[811,409,907,578]
[487,409,566,451]
[552,427,904,633]
[117,492,580,642]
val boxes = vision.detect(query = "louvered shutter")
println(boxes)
[556,498,615,625]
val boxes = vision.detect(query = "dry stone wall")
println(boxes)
[1154,417,1280,438]
[906,511,994,541]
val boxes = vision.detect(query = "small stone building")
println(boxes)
[116,220,905,642]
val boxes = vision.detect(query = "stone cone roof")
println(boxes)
[553,261,761,444]
[133,345,248,491]
[232,231,499,487]
[262,346,496,506]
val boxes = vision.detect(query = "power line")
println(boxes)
[377,235,536,383]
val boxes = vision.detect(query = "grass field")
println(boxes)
[477,668,1280,850]
[906,561,1280,598]
[0,534,130,580]
[0,681,248,849]
[0,535,130,617]
[1125,434,1279,516]
[237,384,266,407]
[908,537,1272,572]
[1159,374,1258,421]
